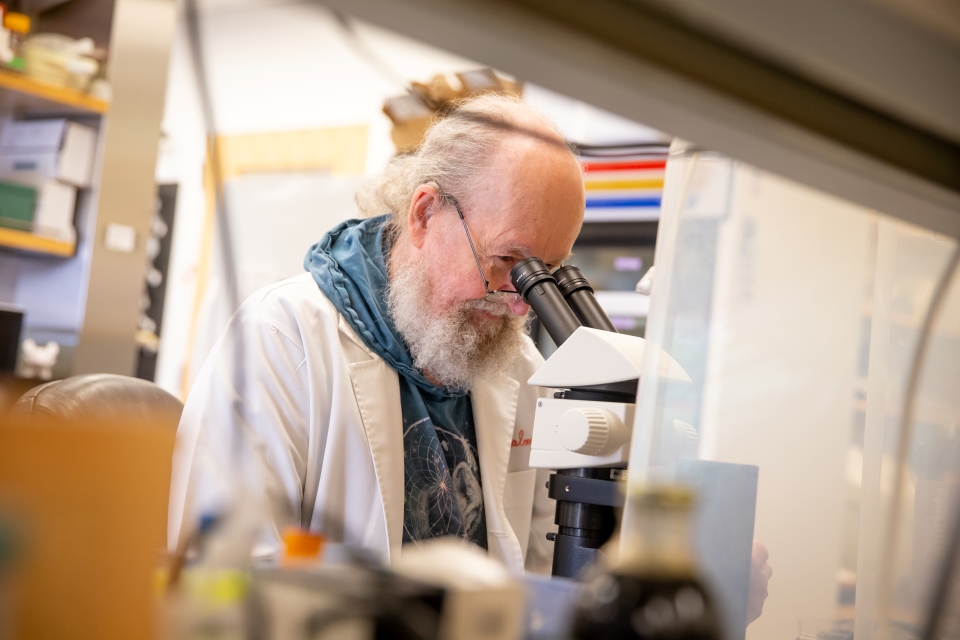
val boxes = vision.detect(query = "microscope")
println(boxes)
[510,258,689,579]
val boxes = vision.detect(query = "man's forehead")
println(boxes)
[464,136,584,264]
[477,202,581,265]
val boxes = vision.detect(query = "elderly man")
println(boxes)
[169,94,580,573]
[168,94,771,618]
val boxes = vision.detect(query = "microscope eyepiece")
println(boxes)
[511,257,554,298]
[553,265,618,333]
[553,264,592,297]
[510,257,581,347]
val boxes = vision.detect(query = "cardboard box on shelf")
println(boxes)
[410,74,461,109]
[384,69,523,153]
[390,117,433,154]
[383,94,433,125]
[0,119,97,188]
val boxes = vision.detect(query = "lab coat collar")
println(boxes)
[341,315,405,560]
[472,373,524,570]
[342,314,526,570]
[339,314,376,357]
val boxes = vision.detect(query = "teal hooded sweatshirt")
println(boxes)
[304,215,487,549]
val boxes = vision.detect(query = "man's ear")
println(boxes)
[406,185,440,249]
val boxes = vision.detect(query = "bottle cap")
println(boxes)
[4,12,29,33]
[282,527,324,565]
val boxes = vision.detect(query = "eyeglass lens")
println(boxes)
[449,195,522,304]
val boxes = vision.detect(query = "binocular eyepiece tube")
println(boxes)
[510,258,618,347]
[553,265,618,333]
[511,258,581,347]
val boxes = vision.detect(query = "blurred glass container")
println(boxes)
[2,13,28,72]
[23,34,99,91]
[572,486,722,640]
[523,574,583,640]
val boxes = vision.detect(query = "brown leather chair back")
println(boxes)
[11,373,183,430]
[2,373,180,637]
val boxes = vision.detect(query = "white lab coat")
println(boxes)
[168,273,557,574]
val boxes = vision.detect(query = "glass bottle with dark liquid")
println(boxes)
[573,486,723,640]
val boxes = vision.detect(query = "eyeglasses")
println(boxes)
[447,195,522,304]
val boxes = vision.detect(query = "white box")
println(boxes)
[32,179,77,243]
[0,119,97,187]
[103,222,135,253]
[0,152,58,184]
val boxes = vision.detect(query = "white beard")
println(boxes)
[387,255,530,392]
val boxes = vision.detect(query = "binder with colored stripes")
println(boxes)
[580,143,668,222]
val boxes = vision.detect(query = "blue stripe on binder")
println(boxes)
[585,197,662,208]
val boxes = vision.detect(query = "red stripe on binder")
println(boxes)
[582,159,667,172]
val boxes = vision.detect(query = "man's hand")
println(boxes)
[747,540,772,625]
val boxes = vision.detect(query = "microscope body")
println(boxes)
[510,259,650,579]
[511,259,691,578]
[525,327,645,578]
[527,328,643,470]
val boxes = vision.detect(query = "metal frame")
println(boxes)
[318,0,960,238]
[74,0,178,373]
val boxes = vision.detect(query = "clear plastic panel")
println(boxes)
[625,141,960,640]
[860,221,960,640]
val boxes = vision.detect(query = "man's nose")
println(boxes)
[508,298,530,316]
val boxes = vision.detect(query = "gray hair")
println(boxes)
[357,93,573,235]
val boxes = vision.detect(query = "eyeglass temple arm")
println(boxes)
[453,201,492,291]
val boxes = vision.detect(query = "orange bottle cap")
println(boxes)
[3,13,29,33]
[282,527,324,563]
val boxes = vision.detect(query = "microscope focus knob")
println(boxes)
[557,408,622,456]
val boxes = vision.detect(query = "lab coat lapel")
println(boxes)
[472,374,523,571]
[341,317,405,562]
